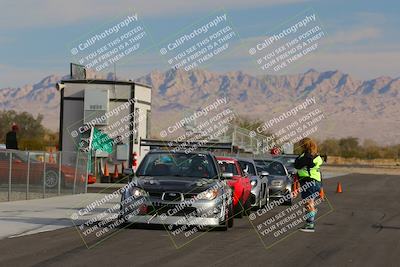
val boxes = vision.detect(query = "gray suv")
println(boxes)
[120,151,234,230]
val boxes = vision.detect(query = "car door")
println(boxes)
[11,153,29,184]
[249,161,266,202]
[0,151,27,185]
[0,151,10,184]
[244,164,252,197]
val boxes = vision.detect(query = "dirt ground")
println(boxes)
[322,165,400,175]
[327,156,400,167]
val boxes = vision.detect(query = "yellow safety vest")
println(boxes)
[297,153,323,182]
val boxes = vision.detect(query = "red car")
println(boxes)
[0,150,82,188]
[217,156,251,218]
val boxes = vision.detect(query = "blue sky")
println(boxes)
[0,0,399,87]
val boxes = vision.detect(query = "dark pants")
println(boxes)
[299,178,321,200]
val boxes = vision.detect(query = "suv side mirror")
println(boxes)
[260,171,269,177]
[221,172,233,179]
[243,165,249,175]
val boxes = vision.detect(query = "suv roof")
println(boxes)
[148,150,214,156]
[216,156,239,161]
[235,157,256,163]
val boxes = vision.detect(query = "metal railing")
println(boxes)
[0,149,89,202]
[215,124,273,155]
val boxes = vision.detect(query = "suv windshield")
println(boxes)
[255,160,286,176]
[136,152,217,179]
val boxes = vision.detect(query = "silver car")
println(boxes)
[120,151,234,230]
[254,159,293,205]
[237,158,269,209]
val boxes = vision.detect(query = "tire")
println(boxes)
[244,196,252,216]
[45,170,59,188]
[228,202,234,228]
[234,197,244,218]
[262,183,269,207]
[266,187,270,206]
[284,190,293,206]
[117,214,129,228]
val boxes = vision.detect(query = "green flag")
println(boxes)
[91,128,113,153]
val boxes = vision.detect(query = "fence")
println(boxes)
[215,124,274,155]
[0,149,89,202]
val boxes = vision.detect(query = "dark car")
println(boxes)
[275,154,298,176]
[120,151,234,230]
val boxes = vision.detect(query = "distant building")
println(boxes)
[57,71,151,173]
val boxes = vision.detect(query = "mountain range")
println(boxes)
[0,69,399,144]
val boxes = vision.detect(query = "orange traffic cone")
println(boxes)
[336,182,343,193]
[292,181,298,198]
[104,162,109,177]
[319,187,325,200]
[102,162,110,183]
[113,164,119,181]
[49,149,55,164]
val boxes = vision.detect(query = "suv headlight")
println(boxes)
[131,187,147,198]
[251,180,257,187]
[197,188,218,200]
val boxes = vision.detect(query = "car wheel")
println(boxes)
[284,190,293,206]
[117,214,129,228]
[258,196,263,209]
[45,170,59,188]
[262,183,269,207]
[234,196,244,218]
[228,202,234,228]
[243,197,251,216]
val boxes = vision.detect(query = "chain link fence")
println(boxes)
[0,149,89,202]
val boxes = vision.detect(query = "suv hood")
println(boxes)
[268,175,288,181]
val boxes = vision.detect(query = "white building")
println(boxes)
[58,77,151,178]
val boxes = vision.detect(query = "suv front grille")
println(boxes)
[162,192,183,201]
[149,203,197,217]
[148,192,163,198]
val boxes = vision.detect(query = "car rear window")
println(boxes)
[218,160,239,175]
[238,161,257,175]
[255,160,286,176]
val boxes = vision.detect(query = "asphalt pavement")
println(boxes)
[0,173,399,267]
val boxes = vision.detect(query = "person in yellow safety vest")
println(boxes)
[294,137,323,233]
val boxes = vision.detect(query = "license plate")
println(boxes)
[272,180,282,186]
